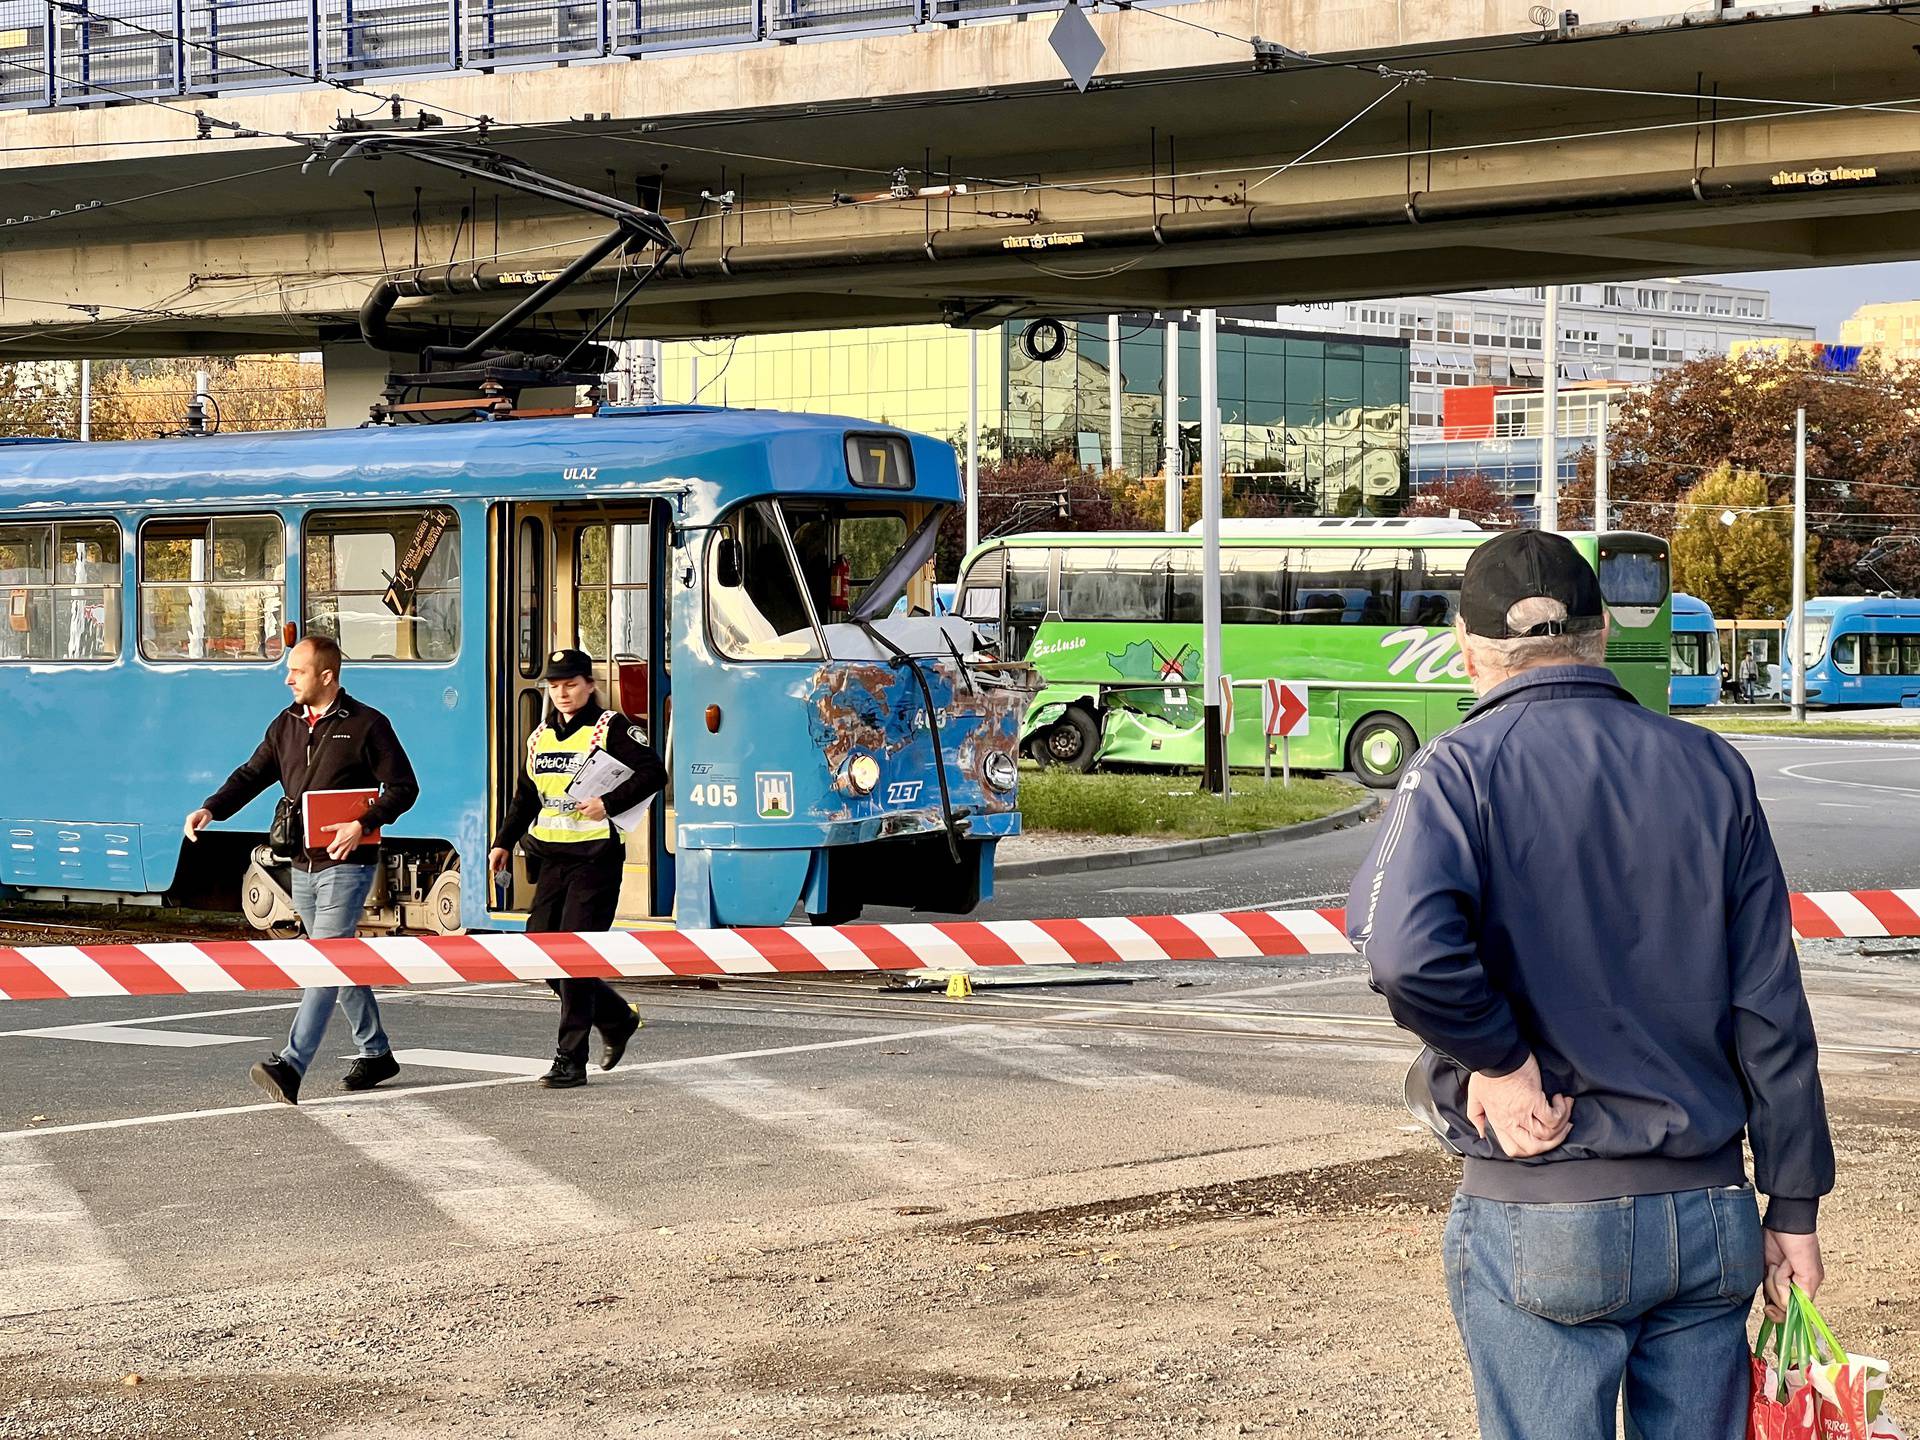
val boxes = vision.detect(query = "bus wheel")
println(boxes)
[1036,706,1100,772]
[1348,714,1417,789]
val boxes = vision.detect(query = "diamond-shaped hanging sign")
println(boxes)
[1049,3,1106,93]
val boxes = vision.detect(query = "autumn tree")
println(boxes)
[1567,350,1920,595]
[934,455,1142,577]
[0,363,81,437]
[1669,465,1816,619]
[91,355,322,440]
[1407,472,1520,527]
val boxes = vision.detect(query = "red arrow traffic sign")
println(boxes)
[1263,679,1310,738]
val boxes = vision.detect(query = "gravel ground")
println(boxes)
[3,1085,1915,1440]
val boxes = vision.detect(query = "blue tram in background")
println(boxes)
[1784,596,1920,707]
[1668,593,1722,708]
[0,408,1025,933]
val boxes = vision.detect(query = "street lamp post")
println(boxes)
[1792,405,1808,722]
[1199,309,1225,795]
[1163,318,1182,531]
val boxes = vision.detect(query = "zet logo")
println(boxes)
[885,780,924,805]
[755,771,794,819]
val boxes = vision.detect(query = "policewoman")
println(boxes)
[488,648,667,1088]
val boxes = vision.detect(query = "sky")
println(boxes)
[1698,263,1920,336]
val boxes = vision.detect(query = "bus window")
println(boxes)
[1006,550,1049,659]
[1289,548,1403,625]
[304,508,459,661]
[1833,634,1860,675]
[1598,545,1670,608]
[1060,548,1169,622]
[139,514,285,662]
[1403,551,1465,627]
[1169,548,1285,626]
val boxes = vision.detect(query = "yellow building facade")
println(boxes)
[1840,301,1920,364]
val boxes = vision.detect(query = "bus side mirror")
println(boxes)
[715,537,742,588]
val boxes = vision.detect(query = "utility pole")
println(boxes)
[1163,317,1182,531]
[78,360,91,442]
[1199,309,1225,795]
[1540,285,1560,531]
[1792,405,1808,723]
[1107,314,1124,475]
[966,329,981,555]
[1593,395,1608,531]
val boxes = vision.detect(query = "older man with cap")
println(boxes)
[489,648,666,1089]
[1346,529,1833,1440]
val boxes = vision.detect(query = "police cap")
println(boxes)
[542,648,596,681]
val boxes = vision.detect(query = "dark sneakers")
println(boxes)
[600,1007,643,1072]
[250,1057,301,1106]
[539,1057,589,1089]
[342,1053,400,1091]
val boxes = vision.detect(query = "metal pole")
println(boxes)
[78,360,91,442]
[1108,314,1123,475]
[1540,286,1561,531]
[1792,405,1808,723]
[1536,286,1560,530]
[966,329,981,555]
[1264,735,1272,785]
[1593,395,1609,532]
[1163,317,1182,531]
[1283,734,1290,787]
[1200,309,1225,795]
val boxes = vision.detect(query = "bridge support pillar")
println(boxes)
[322,345,409,430]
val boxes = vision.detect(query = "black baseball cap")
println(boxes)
[542,648,596,681]
[1460,530,1605,639]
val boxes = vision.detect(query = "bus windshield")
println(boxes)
[706,498,947,660]
[1598,545,1670,608]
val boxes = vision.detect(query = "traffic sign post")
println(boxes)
[1261,680,1310,787]
[1217,673,1234,803]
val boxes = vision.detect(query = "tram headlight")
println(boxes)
[983,751,1018,793]
[845,753,881,796]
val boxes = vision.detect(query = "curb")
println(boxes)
[996,793,1385,880]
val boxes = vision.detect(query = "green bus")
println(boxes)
[953,518,1671,788]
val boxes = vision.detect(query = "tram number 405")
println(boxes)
[688,782,739,807]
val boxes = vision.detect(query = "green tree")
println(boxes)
[1669,464,1815,619]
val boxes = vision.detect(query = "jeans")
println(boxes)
[279,864,387,1078]
[1444,1186,1765,1440]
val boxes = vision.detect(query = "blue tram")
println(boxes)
[1784,596,1920,707]
[0,407,1024,933]
[1668,593,1722,708]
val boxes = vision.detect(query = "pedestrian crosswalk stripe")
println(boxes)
[392,1048,550,1076]
[0,1143,142,1317]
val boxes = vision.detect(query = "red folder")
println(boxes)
[302,788,383,849]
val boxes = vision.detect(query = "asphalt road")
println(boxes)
[1,730,1919,1437]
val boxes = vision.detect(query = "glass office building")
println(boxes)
[657,313,1411,515]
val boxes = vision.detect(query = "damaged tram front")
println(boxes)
[683,427,1028,927]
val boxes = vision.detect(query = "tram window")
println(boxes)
[516,518,545,679]
[575,523,649,661]
[1904,637,1920,675]
[303,508,459,662]
[1672,634,1706,676]
[138,514,285,663]
[706,503,823,661]
[1832,634,1860,675]
[1060,548,1170,623]
[1863,635,1909,677]
[0,520,121,662]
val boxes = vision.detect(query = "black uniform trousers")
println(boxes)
[526,847,635,1066]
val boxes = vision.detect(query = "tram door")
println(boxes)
[490,501,674,926]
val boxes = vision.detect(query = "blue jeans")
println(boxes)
[279,864,387,1078]
[1444,1187,1765,1440]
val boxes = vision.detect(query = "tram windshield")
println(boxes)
[707,498,949,661]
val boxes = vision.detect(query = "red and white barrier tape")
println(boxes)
[0,891,1909,1002]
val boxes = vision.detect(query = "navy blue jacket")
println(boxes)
[1347,664,1833,1232]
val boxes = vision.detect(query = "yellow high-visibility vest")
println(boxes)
[526,710,617,846]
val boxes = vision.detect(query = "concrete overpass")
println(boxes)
[4,0,1920,389]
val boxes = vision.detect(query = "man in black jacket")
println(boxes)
[1348,531,1832,1440]
[185,634,420,1106]
[488,648,666,1089]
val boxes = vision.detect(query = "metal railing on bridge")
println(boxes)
[0,0,1085,109]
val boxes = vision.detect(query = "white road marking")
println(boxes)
[22,1025,264,1049]
[1779,756,1920,799]
[948,1024,1177,1090]
[305,1099,615,1245]
[1098,885,1215,896]
[393,1048,551,1077]
[1818,802,1868,810]
[671,1061,984,1190]
[0,1142,142,1317]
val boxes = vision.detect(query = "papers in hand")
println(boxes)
[564,750,655,833]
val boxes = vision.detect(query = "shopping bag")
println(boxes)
[1750,1313,1819,1440]
[1790,1286,1899,1440]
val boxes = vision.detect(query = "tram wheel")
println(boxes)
[1347,713,1418,790]
[1035,706,1100,773]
